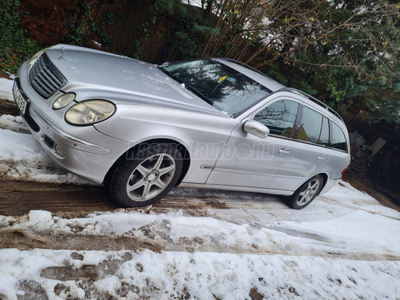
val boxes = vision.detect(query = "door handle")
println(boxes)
[279,148,291,155]
[317,155,326,161]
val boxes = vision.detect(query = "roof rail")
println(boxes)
[218,59,344,122]
[218,58,275,79]
[279,87,344,122]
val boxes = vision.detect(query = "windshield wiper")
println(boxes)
[158,66,225,113]
[185,84,226,112]
[158,66,211,103]
[184,85,210,103]
[158,66,183,84]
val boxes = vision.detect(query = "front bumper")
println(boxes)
[14,62,129,184]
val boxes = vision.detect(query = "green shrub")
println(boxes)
[0,0,42,74]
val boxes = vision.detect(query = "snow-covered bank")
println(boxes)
[0,77,89,184]
[0,129,90,184]
[1,178,400,299]
[0,117,92,184]
[2,188,399,259]
[0,249,399,300]
[0,77,14,101]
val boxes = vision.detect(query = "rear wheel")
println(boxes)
[109,144,183,207]
[286,175,323,210]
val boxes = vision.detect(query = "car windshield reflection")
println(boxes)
[160,59,271,116]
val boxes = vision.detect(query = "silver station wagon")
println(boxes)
[14,45,350,209]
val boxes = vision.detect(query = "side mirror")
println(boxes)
[243,120,270,139]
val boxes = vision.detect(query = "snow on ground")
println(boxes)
[0,76,400,299]
[0,249,399,300]
[0,114,29,133]
[0,116,92,185]
[0,183,400,299]
[0,76,92,184]
[0,77,14,101]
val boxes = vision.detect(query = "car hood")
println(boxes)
[45,45,225,116]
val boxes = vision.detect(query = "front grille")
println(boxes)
[29,53,67,99]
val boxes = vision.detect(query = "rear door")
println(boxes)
[268,104,333,191]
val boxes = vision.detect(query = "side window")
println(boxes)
[254,100,299,137]
[294,106,323,143]
[318,117,330,146]
[331,122,347,151]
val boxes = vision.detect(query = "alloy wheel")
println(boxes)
[126,153,176,201]
[296,179,320,206]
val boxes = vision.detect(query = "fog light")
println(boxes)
[55,143,65,157]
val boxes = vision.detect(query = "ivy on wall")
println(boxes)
[0,0,41,74]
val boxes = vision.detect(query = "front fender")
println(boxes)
[95,104,239,184]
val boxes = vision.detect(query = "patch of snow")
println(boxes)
[0,114,29,132]
[0,126,92,184]
[93,40,102,47]
[0,126,50,162]
[28,210,53,226]
[181,0,202,8]
[0,77,14,101]
[0,249,399,299]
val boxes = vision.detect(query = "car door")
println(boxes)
[268,104,333,191]
[206,97,301,189]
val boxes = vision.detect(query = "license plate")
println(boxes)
[13,82,27,115]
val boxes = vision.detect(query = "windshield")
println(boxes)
[160,59,271,116]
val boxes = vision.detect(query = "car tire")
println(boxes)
[109,143,183,207]
[286,175,323,210]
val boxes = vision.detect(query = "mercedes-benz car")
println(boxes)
[14,44,350,209]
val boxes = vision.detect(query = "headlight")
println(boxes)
[27,47,49,69]
[65,100,115,125]
[53,93,75,110]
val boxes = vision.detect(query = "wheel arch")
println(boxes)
[318,173,328,194]
[285,172,328,209]
[289,172,329,197]
[104,138,191,187]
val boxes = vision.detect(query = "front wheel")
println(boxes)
[109,144,183,207]
[286,175,323,210]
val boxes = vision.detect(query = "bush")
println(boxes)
[0,0,42,74]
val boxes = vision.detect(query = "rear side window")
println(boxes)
[295,106,343,149]
[331,122,347,151]
[294,106,322,143]
[254,100,299,137]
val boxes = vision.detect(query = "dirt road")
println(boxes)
[0,98,19,116]
[0,180,119,217]
[0,178,239,217]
